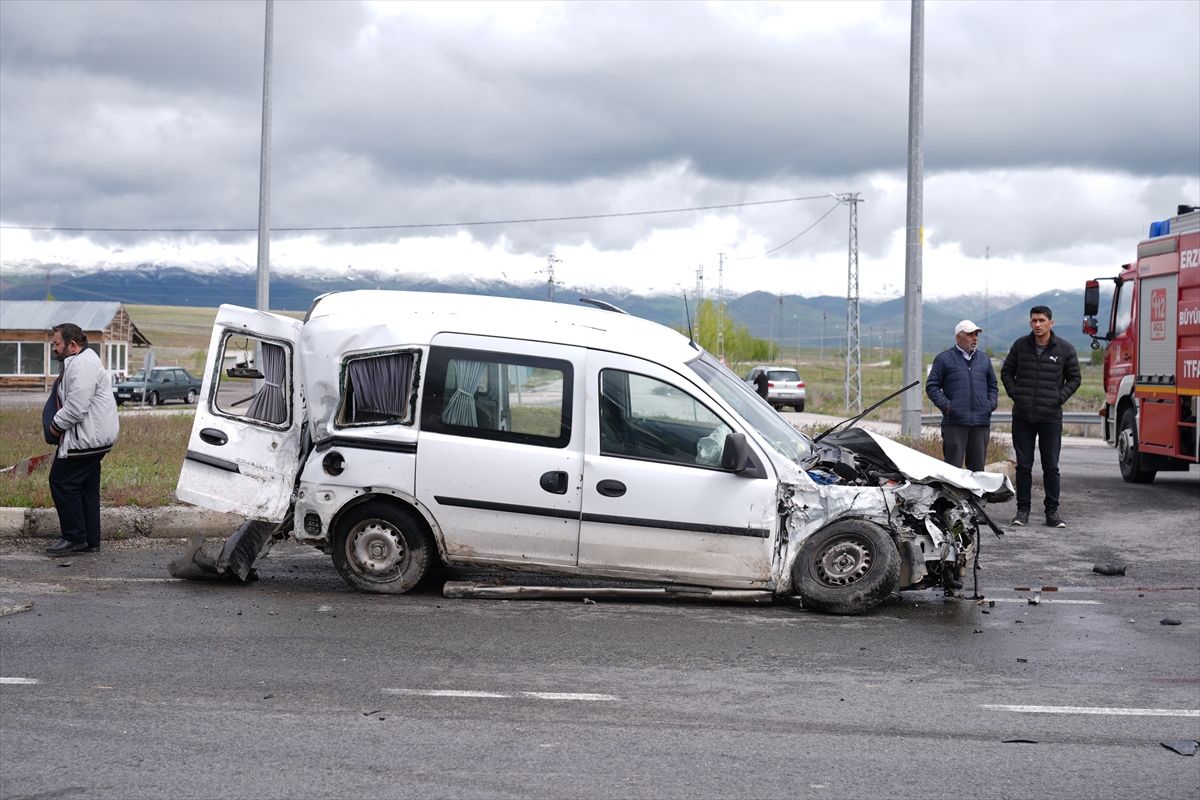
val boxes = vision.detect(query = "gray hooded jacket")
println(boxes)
[53,347,120,457]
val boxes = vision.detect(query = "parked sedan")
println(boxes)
[114,367,202,407]
[744,365,806,411]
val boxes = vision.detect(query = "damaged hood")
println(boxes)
[820,428,1014,502]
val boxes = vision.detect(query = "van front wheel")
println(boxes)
[332,502,431,594]
[792,520,900,615]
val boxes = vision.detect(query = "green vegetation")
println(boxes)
[674,300,772,364]
[0,407,193,508]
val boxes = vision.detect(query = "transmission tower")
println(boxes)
[717,253,726,360]
[542,255,563,302]
[835,193,863,412]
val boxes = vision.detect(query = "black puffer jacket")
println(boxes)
[1001,332,1081,423]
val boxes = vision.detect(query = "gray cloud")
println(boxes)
[0,0,1196,266]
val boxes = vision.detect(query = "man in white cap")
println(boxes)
[925,320,997,471]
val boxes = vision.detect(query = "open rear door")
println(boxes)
[175,306,303,522]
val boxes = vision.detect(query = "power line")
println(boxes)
[0,194,833,234]
[726,200,842,260]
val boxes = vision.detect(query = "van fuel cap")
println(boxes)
[322,452,345,476]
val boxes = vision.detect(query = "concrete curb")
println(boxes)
[0,506,244,540]
[985,459,1017,485]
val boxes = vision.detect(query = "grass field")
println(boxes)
[125,304,305,372]
[0,407,193,508]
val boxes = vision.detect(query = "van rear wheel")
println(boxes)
[332,501,431,594]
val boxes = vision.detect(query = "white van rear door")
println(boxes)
[175,306,304,522]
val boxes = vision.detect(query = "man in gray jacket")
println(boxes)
[44,323,120,556]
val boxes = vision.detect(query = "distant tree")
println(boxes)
[1090,345,1106,367]
[676,299,770,365]
[45,291,55,301]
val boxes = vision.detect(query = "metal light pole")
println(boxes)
[717,253,726,360]
[843,193,862,413]
[255,0,274,313]
[900,0,925,440]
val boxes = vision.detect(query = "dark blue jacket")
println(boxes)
[926,347,998,427]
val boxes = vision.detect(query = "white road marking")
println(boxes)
[987,598,1102,605]
[384,689,510,698]
[0,677,39,685]
[62,578,183,583]
[983,704,1198,717]
[382,688,616,701]
[523,692,616,701]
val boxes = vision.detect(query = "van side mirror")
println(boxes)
[722,431,767,478]
[720,432,751,472]
[1083,279,1100,317]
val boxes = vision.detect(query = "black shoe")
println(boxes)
[46,538,88,557]
[1011,510,1029,526]
[83,546,101,553]
[1046,512,1066,528]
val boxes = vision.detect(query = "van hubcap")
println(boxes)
[816,538,872,586]
[347,520,406,578]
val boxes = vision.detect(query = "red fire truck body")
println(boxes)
[1084,206,1199,483]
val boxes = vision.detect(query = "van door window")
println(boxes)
[599,370,729,467]
[422,346,572,447]
[213,333,291,427]
[338,350,419,427]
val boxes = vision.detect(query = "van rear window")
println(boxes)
[421,346,572,448]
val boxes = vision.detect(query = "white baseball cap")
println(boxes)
[955,319,983,335]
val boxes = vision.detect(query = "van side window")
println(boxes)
[212,332,291,428]
[337,350,420,427]
[421,346,572,448]
[599,370,729,468]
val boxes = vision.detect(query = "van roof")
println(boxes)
[306,290,699,363]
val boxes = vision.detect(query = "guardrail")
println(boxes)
[920,412,1102,432]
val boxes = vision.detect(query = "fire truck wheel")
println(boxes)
[332,501,432,594]
[1117,408,1156,484]
[792,519,900,615]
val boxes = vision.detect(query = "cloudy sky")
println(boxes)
[1,0,1197,300]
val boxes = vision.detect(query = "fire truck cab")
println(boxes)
[1084,205,1199,483]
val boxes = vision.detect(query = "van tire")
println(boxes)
[795,401,805,412]
[332,501,432,594]
[792,520,900,615]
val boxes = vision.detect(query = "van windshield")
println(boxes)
[687,353,815,467]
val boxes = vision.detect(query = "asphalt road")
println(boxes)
[1,446,1197,799]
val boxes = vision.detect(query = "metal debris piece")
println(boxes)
[443,582,773,603]
[1160,618,1182,626]
[1016,658,1028,663]
[1093,563,1127,576]
[1028,592,1041,605]
[57,561,72,568]
[1002,738,1038,744]
[583,598,596,605]
[317,605,333,613]
[0,601,35,617]
[1160,740,1198,756]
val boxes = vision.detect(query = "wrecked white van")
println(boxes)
[173,291,1012,614]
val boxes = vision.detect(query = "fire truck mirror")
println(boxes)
[1084,280,1101,317]
[1083,316,1099,339]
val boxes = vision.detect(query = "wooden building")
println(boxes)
[0,301,150,389]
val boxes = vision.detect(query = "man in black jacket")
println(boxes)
[1001,306,1081,528]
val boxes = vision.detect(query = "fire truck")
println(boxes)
[1083,205,1199,483]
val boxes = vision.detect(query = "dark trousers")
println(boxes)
[942,425,991,471]
[1011,418,1062,514]
[49,452,106,548]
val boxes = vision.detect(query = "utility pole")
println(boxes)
[821,311,826,380]
[255,0,274,313]
[984,245,990,353]
[840,193,863,413]
[717,253,726,360]
[900,0,925,440]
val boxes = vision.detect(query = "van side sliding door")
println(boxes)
[416,334,585,567]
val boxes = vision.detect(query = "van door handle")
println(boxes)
[539,471,569,495]
[199,428,228,446]
[596,479,626,498]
